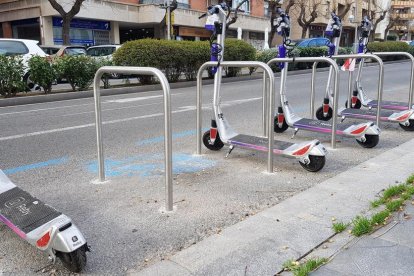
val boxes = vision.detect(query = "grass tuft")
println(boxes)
[406,174,414,185]
[371,210,390,226]
[405,185,414,196]
[370,198,385,208]
[282,259,298,271]
[293,258,328,276]
[386,199,404,212]
[352,216,373,237]
[332,221,348,233]
[383,184,407,200]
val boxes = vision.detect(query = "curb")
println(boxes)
[131,137,414,276]
[0,60,408,108]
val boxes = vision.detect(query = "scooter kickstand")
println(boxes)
[226,145,235,158]
[291,128,299,139]
[340,115,346,123]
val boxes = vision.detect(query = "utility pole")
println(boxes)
[167,0,171,40]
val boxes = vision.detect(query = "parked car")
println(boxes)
[86,45,121,59]
[40,45,60,56]
[295,37,330,47]
[0,38,47,90]
[86,45,121,78]
[409,41,414,46]
[55,45,87,57]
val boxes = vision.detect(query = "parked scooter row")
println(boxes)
[201,4,413,173]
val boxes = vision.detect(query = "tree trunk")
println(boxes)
[301,27,308,38]
[62,17,71,45]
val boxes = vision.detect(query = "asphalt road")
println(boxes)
[0,62,413,275]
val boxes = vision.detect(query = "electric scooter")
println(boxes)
[339,17,414,131]
[314,12,342,121]
[0,169,89,272]
[200,3,328,172]
[273,10,381,148]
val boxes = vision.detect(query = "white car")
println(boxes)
[0,39,47,90]
[86,45,121,78]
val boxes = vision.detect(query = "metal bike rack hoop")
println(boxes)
[308,54,384,127]
[196,61,276,173]
[93,66,173,212]
[267,57,340,148]
[367,52,414,110]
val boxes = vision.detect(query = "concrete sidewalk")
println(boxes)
[132,138,414,276]
[312,203,414,276]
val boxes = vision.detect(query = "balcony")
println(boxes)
[392,0,414,8]
[139,0,190,9]
[391,13,414,20]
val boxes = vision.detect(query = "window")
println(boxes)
[87,47,116,57]
[232,0,250,14]
[0,41,28,56]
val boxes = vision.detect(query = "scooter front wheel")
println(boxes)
[315,106,333,121]
[399,120,414,131]
[56,245,87,273]
[202,131,224,151]
[345,99,362,109]
[273,117,289,133]
[356,134,379,148]
[299,155,325,172]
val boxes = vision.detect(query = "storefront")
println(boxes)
[52,17,111,46]
[309,24,326,38]
[11,18,41,41]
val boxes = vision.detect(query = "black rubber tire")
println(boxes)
[23,73,35,91]
[202,131,224,151]
[56,245,87,273]
[315,106,333,121]
[299,155,325,172]
[399,120,414,131]
[273,116,289,133]
[356,134,379,148]
[345,99,362,109]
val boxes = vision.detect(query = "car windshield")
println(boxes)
[86,47,116,57]
[65,47,86,55]
[0,41,29,56]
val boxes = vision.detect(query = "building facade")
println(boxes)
[283,0,379,47]
[0,0,269,49]
[389,0,414,40]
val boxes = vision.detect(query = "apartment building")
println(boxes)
[0,0,269,48]
[389,0,414,40]
[284,0,377,47]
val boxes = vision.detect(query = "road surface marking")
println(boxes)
[4,157,69,175]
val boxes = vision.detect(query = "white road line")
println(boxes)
[0,97,261,141]
[60,102,162,117]
[104,94,164,103]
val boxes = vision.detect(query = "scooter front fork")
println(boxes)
[351,90,358,108]
[323,98,330,117]
[209,119,218,145]
[277,106,285,128]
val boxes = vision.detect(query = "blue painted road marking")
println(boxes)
[4,157,69,175]
[86,153,216,178]
[137,128,209,146]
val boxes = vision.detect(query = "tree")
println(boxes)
[296,0,322,38]
[385,10,403,40]
[48,0,86,45]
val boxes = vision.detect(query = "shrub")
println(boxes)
[179,40,210,81]
[256,48,279,71]
[55,55,99,91]
[0,55,26,97]
[223,39,256,77]
[28,56,56,93]
[367,41,409,61]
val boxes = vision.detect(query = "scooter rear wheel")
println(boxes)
[273,117,289,133]
[399,120,414,131]
[315,106,333,121]
[299,155,325,172]
[345,99,362,109]
[202,131,224,151]
[356,134,379,148]
[56,245,87,273]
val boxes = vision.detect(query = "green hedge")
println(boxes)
[0,55,26,97]
[367,41,410,61]
[256,46,353,71]
[28,56,56,93]
[113,38,256,82]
